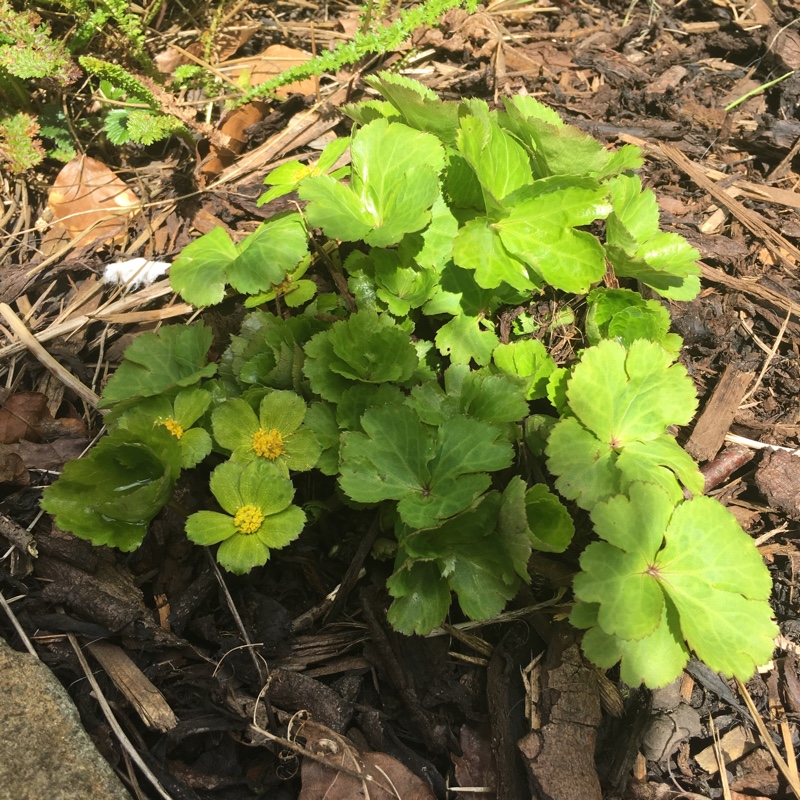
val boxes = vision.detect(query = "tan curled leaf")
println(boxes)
[48,156,140,244]
[298,721,435,800]
[224,44,316,97]
[198,101,270,179]
[0,393,50,443]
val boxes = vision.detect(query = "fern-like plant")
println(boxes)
[0,0,80,171]
[80,57,191,147]
[54,0,148,63]
[0,111,46,172]
[234,0,481,106]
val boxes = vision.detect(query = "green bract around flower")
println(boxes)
[40,426,182,552]
[118,387,212,469]
[185,460,306,574]
[211,390,321,473]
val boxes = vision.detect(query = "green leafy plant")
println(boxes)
[41,425,182,551]
[0,0,80,85]
[0,112,46,172]
[118,387,213,469]
[0,0,160,168]
[0,0,488,170]
[0,0,80,171]
[42,74,776,688]
[185,460,306,575]
[571,482,775,685]
[79,59,190,147]
[170,213,310,307]
[58,0,148,60]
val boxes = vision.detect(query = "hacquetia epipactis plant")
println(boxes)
[42,73,777,688]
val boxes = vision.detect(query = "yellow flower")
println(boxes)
[185,460,307,575]
[212,391,321,473]
[233,504,265,535]
[252,428,284,460]
[160,417,184,439]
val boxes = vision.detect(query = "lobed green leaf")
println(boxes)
[304,311,419,402]
[100,323,217,411]
[574,483,777,682]
[339,406,513,529]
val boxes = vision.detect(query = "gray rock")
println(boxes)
[650,678,682,712]
[0,636,132,800]
[641,703,703,764]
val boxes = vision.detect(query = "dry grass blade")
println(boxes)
[701,264,800,324]
[0,280,186,360]
[0,591,36,656]
[739,310,791,404]
[735,677,800,797]
[709,715,732,800]
[660,144,800,267]
[0,303,100,408]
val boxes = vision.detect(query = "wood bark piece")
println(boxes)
[755,449,800,519]
[517,628,602,800]
[686,362,754,462]
[694,725,757,773]
[88,640,178,732]
[487,626,532,800]
[266,668,353,733]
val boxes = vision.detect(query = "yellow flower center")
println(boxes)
[252,428,284,460]
[160,417,184,439]
[233,504,264,535]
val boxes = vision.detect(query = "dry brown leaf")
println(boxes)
[155,26,258,75]
[0,451,28,486]
[297,722,436,800]
[224,44,317,97]
[197,100,271,178]
[769,24,800,70]
[0,393,51,443]
[153,45,193,75]
[1,439,88,472]
[215,25,260,62]
[452,725,496,799]
[197,42,314,181]
[0,393,87,444]
[217,102,270,152]
[729,748,780,796]
[337,11,361,38]
[48,156,140,245]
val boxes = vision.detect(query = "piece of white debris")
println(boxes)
[103,258,170,288]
